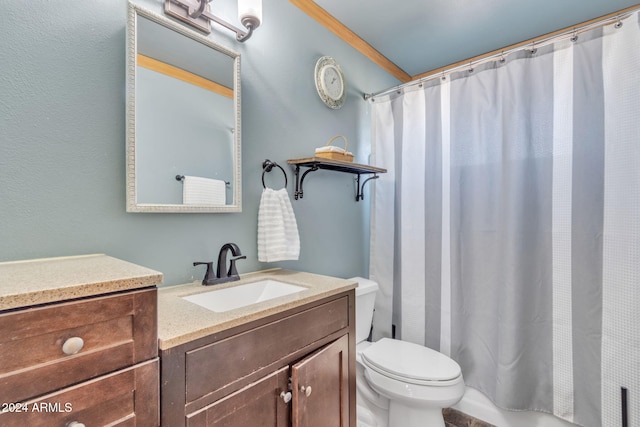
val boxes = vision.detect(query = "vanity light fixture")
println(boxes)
[164,0,262,42]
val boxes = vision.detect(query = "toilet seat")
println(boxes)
[361,338,461,386]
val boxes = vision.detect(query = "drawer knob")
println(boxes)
[300,385,312,397]
[62,337,84,355]
[279,391,292,403]
[67,422,85,427]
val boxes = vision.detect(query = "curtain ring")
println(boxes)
[615,20,623,29]
[499,51,506,63]
[570,29,578,42]
[468,61,474,73]
[188,0,207,19]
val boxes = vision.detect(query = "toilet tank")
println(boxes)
[349,277,379,344]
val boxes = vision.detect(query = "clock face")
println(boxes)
[315,56,346,109]
[320,65,344,100]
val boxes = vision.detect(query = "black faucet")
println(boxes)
[193,243,247,286]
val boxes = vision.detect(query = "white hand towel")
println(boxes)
[258,188,300,262]
[183,176,226,205]
[315,145,353,156]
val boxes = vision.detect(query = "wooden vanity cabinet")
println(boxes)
[160,290,355,427]
[0,288,159,427]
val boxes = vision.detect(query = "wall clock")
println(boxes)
[314,56,346,109]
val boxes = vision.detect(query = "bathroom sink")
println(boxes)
[182,279,307,313]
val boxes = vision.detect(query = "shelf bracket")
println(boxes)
[288,158,386,202]
[293,164,319,200]
[355,174,379,202]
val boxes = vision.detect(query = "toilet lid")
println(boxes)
[361,338,461,382]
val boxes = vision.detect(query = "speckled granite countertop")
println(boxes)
[0,254,163,311]
[158,269,356,350]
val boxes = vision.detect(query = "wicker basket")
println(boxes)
[315,135,354,162]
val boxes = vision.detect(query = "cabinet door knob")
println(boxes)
[67,422,85,427]
[62,337,84,355]
[300,385,312,397]
[279,391,292,403]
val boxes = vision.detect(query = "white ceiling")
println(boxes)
[314,0,639,77]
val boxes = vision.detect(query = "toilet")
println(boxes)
[352,277,465,427]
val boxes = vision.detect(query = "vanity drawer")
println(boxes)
[0,288,157,403]
[0,358,159,427]
[185,296,348,403]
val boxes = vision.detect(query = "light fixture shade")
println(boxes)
[238,0,262,28]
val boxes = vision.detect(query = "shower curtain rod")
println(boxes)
[364,4,640,101]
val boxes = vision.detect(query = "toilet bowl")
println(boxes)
[352,277,465,427]
[356,341,389,427]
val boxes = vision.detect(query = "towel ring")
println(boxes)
[262,159,288,189]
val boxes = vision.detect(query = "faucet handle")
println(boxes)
[193,262,215,285]
[227,255,247,277]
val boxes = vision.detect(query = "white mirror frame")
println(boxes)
[126,3,242,213]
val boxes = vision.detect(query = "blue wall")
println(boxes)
[0,1,399,286]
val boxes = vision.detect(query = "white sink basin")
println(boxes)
[182,279,307,313]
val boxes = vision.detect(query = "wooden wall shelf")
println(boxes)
[287,157,387,202]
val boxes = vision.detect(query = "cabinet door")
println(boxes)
[186,366,290,427]
[291,335,349,427]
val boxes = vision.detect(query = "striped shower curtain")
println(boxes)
[369,11,639,427]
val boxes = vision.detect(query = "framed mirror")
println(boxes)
[126,3,241,213]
